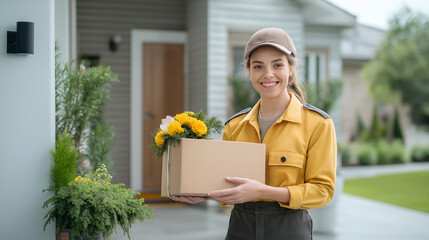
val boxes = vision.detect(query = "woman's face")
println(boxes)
[249,46,293,100]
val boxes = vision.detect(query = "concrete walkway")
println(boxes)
[111,163,429,240]
[314,194,429,240]
[341,162,429,179]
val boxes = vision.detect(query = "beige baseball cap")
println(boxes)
[244,28,297,60]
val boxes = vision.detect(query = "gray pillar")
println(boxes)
[0,0,55,238]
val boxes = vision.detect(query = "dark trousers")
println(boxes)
[225,201,313,240]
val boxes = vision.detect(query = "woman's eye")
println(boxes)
[274,64,283,68]
[253,65,262,69]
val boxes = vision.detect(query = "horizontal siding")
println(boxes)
[77,0,186,187]
[207,0,304,121]
[304,25,343,78]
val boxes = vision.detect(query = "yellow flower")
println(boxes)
[174,113,191,125]
[155,131,166,147]
[167,121,185,135]
[185,111,195,117]
[188,118,207,137]
[75,176,92,183]
[82,177,91,183]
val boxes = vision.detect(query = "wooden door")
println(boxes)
[142,43,184,191]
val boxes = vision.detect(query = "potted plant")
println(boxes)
[43,132,153,239]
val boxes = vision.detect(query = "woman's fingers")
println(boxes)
[225,176,248,184]
[209,188,236,198]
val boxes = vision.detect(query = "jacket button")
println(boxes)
[281,156,286,162]
[257,203,263,209]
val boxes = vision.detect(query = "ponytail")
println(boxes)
[285,54,306,103]
[287,71,306,103]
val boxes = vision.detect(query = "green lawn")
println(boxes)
[343,171,429,213]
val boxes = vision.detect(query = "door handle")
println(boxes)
[142,109,155,119]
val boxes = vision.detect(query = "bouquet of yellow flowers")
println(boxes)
[151,111,223,158]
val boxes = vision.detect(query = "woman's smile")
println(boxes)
[260,81,280,88]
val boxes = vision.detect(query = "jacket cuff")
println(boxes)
[279,186,302,209]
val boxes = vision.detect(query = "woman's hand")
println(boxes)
[208,177,266,204]
[172,195,208,204]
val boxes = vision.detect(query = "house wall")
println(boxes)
[76,0,186,186]
[0,0,55,238]
[341,61,375,142]
[187,0,208,113]
[207,0,304,124]
[304,25,343,79]
[304,25,343,141]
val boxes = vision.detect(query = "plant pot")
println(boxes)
[57,229,102,240]
[73,234,102,240]
[56,229,72,240]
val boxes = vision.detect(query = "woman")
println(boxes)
[174,28,337,240]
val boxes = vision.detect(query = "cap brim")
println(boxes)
[245,42,292,59]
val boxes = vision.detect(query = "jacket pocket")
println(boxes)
[268,151,305,185]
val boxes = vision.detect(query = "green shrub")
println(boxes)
[376,140,391,165]
[43,165,153,239]
[51,131,78,189]
[411,145,429,162]
[392,107,404,143]
[304,78,343,113]
[340,144,352,166]
[229,76,259,112]
[357,144,377,165]
[389,140,408,164]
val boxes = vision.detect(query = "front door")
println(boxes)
[142,43,184,191]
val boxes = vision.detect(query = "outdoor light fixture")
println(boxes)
[7,21,34,54]
[109,34,122,52]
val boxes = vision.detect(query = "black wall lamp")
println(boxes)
[109,34,122,52]
[7,21,34,54]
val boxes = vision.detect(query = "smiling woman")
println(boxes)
[174,28,337,240]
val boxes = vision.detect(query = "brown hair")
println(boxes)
[245,53,306,103]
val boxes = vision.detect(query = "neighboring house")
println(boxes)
[340,24,429,148]
[56,0,356,192]
[341,24,385,143]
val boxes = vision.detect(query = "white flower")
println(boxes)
[160,115,175,133]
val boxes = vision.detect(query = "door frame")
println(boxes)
[130,29,187,191]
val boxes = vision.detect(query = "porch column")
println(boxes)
[0,0,55,238]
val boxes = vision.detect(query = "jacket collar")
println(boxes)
[240,92,302,125]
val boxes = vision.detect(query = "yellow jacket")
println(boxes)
[223,93,337,209]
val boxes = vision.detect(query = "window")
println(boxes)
[304,50,328,85]
[232,46,246,79]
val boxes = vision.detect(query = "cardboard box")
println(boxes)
[161,138,266,197]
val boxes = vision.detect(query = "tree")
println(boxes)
[363,8,429,127]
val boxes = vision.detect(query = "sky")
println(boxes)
[327,0,429,30]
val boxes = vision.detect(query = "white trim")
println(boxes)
[130,29,187,192]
